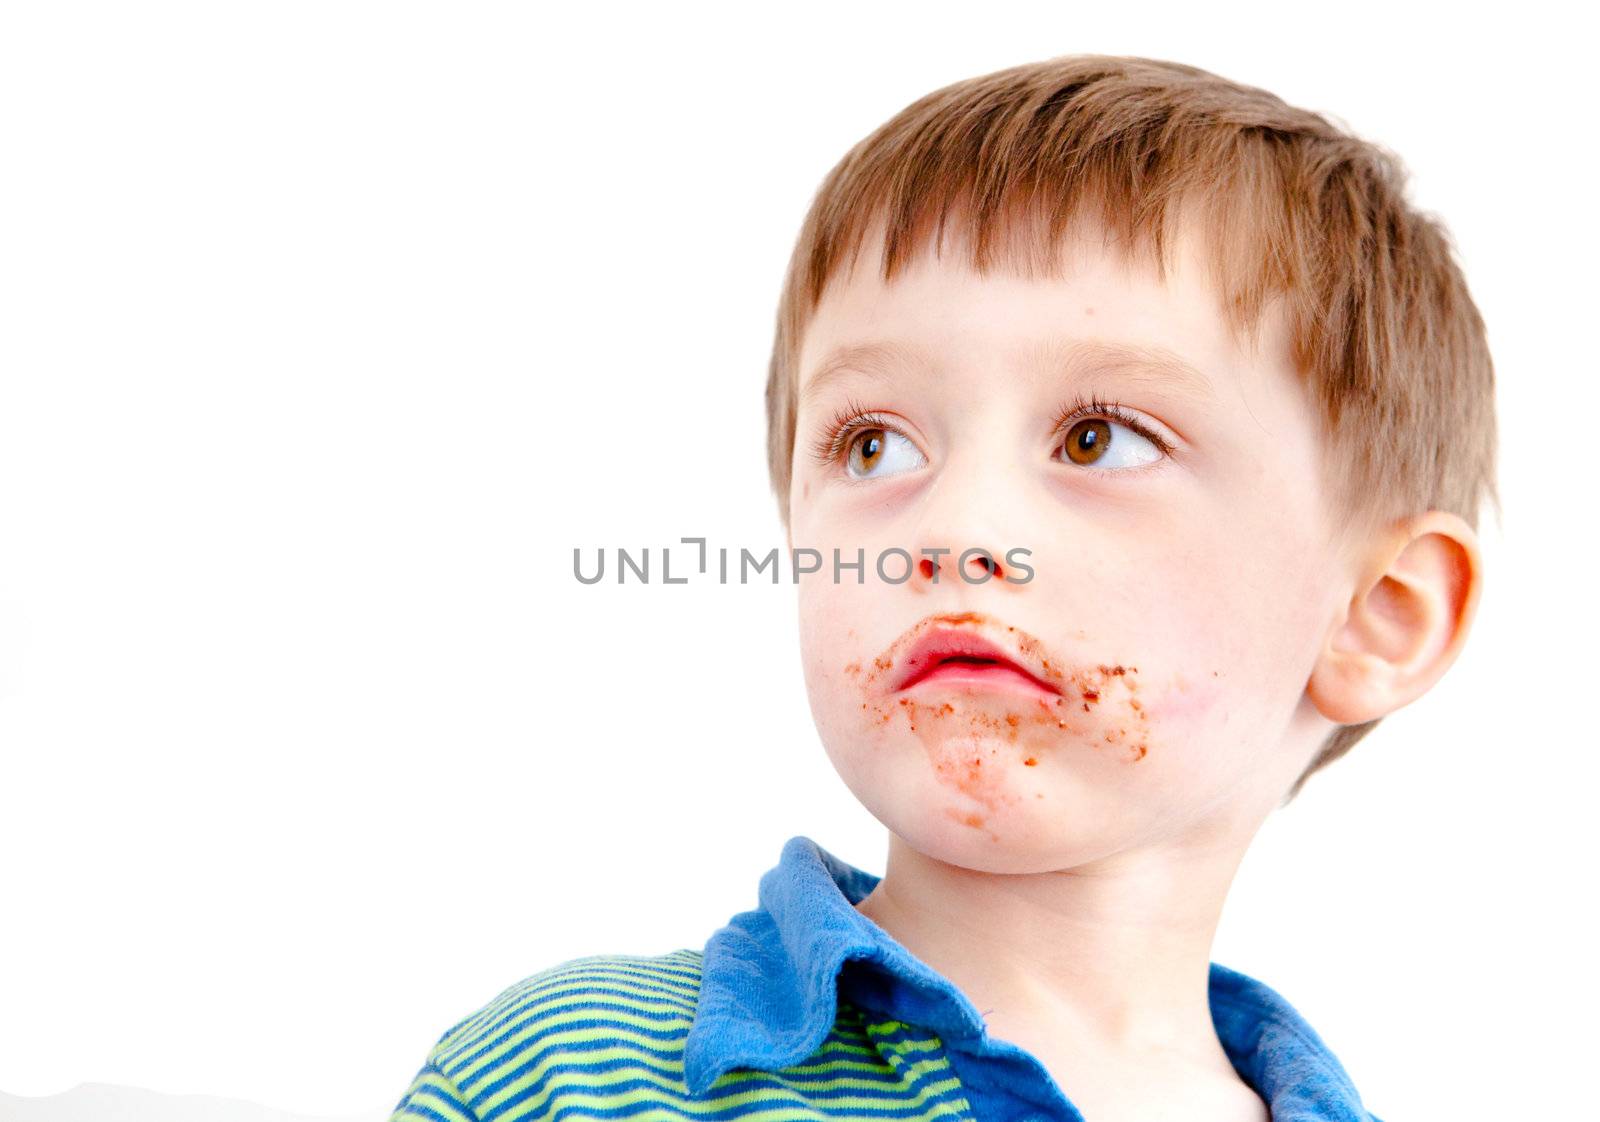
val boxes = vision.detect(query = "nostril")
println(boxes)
[966,552,1002,578]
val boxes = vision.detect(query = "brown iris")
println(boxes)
[849,429,888,474]
[1061,418,1112,465]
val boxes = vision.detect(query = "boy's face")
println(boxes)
[787,216,1352,873]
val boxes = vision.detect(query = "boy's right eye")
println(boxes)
[844,425,926,480]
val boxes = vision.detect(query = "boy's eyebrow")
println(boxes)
[798,337,1217,410]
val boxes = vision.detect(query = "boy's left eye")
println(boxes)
[1054,416,1165,472]
[1048,392,1174,475]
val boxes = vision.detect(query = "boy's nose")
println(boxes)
[913,546,1010,586]
[902,451,1035,590]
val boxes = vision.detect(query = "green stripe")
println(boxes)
[410,951,976,1122]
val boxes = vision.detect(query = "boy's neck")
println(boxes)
[851,816,1262,1068]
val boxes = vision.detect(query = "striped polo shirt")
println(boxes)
[389,835,1383,1121]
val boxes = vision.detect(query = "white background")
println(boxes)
[1,2,1592,1119]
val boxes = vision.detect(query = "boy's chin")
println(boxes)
[891,809,1141,875]
[844,766,1146,871]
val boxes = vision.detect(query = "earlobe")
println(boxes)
[1307,511,1485,726]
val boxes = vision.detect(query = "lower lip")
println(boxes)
[901,662,1060,699]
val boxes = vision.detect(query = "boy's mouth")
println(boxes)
[889,620,1064,699]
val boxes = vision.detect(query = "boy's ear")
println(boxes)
[1306,510,1485,725]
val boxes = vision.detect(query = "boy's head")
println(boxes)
[767,55,1495,867]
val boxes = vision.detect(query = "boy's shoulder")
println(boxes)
[391,948,708,1121]
[436,947,707,1053]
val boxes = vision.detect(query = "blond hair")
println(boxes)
[763,54,1500,800]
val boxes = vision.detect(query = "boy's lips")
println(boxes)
[889,618,1064,698]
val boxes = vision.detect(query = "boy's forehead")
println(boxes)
[795,216,1281,404]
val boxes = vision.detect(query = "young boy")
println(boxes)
[389,54,1493,1122]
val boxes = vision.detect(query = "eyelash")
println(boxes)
[805,392,1174,476]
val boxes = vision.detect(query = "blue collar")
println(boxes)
[684,835,1376,1121]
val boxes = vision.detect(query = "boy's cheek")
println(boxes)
[795,580,872,698]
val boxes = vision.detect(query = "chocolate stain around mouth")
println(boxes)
[840,611,1152,843]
